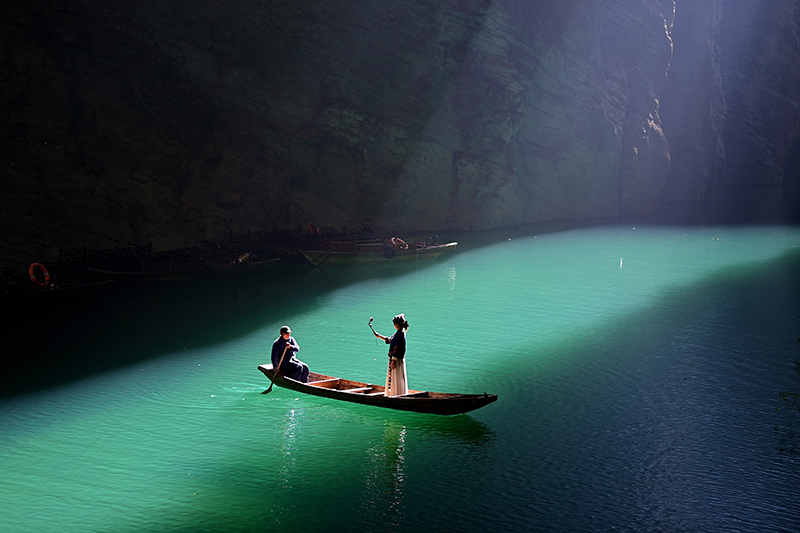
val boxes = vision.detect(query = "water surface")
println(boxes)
[1,225,799,531]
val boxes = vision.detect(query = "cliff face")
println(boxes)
[660,0,800,218]
[1,0,799,264]
[659,0,724,205]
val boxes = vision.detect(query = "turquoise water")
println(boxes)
[2,225,800,532]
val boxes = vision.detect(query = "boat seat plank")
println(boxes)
[307,378,339,385]
[342,387,373,393]
[365,392,386,396]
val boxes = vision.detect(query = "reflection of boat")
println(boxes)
[258,364,497,415]
[85,254,279,284]
[299,238,457,266]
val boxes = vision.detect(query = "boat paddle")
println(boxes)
[264,343,289,394]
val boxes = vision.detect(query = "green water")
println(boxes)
[2,225,799,531]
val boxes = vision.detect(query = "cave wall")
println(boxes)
[1,0,799,265]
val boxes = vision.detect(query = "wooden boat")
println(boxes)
[258,364,497,415]
[57,241,280,284]
[2,263,114,303]
[300,238,457,266]
[84,254,279,284]
[2,276,114,303]
[18,278,114,300]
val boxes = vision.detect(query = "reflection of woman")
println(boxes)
[373,314,409,396]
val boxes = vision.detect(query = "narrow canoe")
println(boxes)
[300,241,457,266]
[85,256,279,284]
[258,364,497,416]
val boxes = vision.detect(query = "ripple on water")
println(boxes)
[143,381,279,411]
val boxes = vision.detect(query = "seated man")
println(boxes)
[271,326,309,382]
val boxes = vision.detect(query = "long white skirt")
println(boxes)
[384,356,408,396]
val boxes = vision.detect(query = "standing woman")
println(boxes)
[373,314,409,396]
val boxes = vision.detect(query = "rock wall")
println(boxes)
[660,0,800,219]
[1,0,799,265]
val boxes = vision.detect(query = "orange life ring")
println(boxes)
[28,262,50,286]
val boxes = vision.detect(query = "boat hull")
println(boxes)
[86,257,279,284]
[258,364,496,416]
[301,242,457,266]
[2,278,114,305]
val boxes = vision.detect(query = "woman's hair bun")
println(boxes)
[393,314,409,329]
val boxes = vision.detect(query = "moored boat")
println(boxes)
[300,238,457,266]
[2,263,114,303]
[56,242,280,284]
[258,364,497,415]
[2,275,114,304]
[84,254,279,284]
